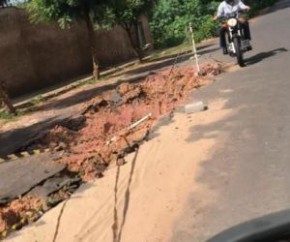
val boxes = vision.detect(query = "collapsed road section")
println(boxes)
[0,63,222,239]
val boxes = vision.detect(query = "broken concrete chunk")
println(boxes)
[61,115,86,131]
[0,154,65,205]
[184,101,208,114]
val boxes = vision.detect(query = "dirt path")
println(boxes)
[6,97,233,242]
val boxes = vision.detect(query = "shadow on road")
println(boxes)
[177,56,290,238]
[31,74,146,112]
[122,46,220,77]
[245,48,288,65]
[145,43,216,64]
[30,45,220,113]
[0,117,59,157]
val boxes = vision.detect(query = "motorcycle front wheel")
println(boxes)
[233,37,245,67]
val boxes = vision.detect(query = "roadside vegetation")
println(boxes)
[0,0,282,237]
[150,0,279,49]
[0,0,278,119]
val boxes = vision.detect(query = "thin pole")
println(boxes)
[189,23,200,73]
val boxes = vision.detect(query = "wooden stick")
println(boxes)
[106,113,152,145]
[189,23,201,73]
[128,113,152,130]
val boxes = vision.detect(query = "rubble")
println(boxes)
[35,63,222,181]
[0,196,43,237]
[0,63,222,236]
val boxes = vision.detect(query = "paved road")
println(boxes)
[172,0,290,241]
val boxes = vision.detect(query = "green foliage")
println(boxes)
[0,110,15,120]
[26,0,110,29]
[26,0,115,79]
[203,1,220,15]
[246,0,278,17]
[105,0,155,59]
[194,15,219,43]
[150,0,277,48]
[27,0,154,30]
[150,0,219,48]
[30,95,44,106]
[109,0,155,27]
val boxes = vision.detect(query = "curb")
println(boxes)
[13,59,141,110]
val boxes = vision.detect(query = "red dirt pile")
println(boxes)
[43,63,222,181]
[0,196,43,238]
[0,63,222,238]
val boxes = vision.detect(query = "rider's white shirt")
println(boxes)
[217,0,248,18]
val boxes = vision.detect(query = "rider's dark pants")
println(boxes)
[220,21,251,48]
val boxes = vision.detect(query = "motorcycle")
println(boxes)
[222,12,252,67]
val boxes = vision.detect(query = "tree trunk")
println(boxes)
[0,81,16,114]
[84,12,100,80]
[124,25,144,61]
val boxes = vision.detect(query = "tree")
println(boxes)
[150,0,217,48]
[0,80,16,114]
[26,0,110,80]
[109,0,155,61]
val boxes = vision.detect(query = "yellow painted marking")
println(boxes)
[1,230,8,238]
[20,151,30,157]
[20,218,26,224]
[7,154,18,160]
[33,149,41,155]
[11,224,18,231]
[44,148,51,152]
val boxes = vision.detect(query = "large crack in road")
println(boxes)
[0,62,222,239]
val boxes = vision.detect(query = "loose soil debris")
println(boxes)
[0,63,222,238]
[47,64,222,181]
[0,196,43,239]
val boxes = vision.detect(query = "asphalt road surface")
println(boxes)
[172,0,290,241]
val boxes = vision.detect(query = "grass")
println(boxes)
[86,76,106,85]
[0,109,25,122]
[148,42,192,61]
[0,111,16,120]
[29,95,44,106]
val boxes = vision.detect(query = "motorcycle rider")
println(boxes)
[213,0,252,54]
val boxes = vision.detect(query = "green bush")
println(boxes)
[150,0,277,49]
[246,0,278,17]
[150,0,219,48]
[194,15,219,43]
[0,111,15,120]
[150,0,202,48]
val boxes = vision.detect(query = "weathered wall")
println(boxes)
[0,8,151,97]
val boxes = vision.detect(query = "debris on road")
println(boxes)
[0,155,66,205]
[0,196,43,238]
[0,62,223,238]
[128,113,152,130]
[184,101,208,114]
[47,64,221,181]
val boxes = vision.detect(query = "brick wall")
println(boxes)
[0,8,152,97]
